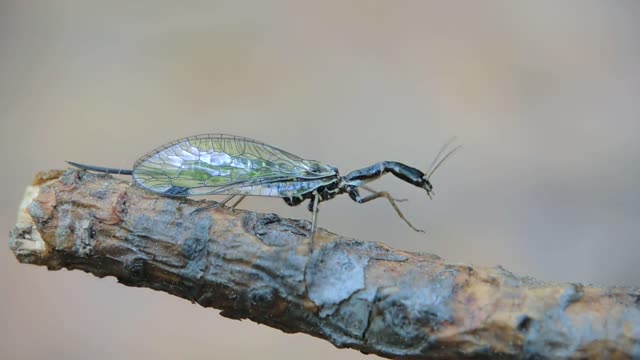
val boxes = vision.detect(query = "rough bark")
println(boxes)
[9,169,640,359]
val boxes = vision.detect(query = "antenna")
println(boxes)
[425,137,461,180]
[426,144,461,180]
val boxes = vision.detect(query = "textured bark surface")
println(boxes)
[9,169,640,359]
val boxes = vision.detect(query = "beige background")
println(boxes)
[2,1,640,359]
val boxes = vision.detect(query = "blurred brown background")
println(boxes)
[2,1,640,359]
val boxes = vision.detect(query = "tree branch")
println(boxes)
[9,169,640,359]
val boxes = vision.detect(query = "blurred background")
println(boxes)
[2,1,639,359]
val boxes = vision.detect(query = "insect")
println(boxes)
[68,134,459,246]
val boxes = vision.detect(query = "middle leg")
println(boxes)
[309,193,320,250]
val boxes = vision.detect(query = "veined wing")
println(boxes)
[132,134,338,197]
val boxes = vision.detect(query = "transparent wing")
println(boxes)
[132,134,337,197]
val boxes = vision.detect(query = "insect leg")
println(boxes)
[217,193,246,209]
[310,193,320,249]
[191,193,240,215]
[220,194,238,206]
[359,184,408,202]
[229,195,247,209]
[218,193,248,209]
[348,187,425,233]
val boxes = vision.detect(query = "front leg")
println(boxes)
[359,184,407,202]
[347,187,424,233]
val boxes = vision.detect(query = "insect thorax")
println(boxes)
[283,176,345,207]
